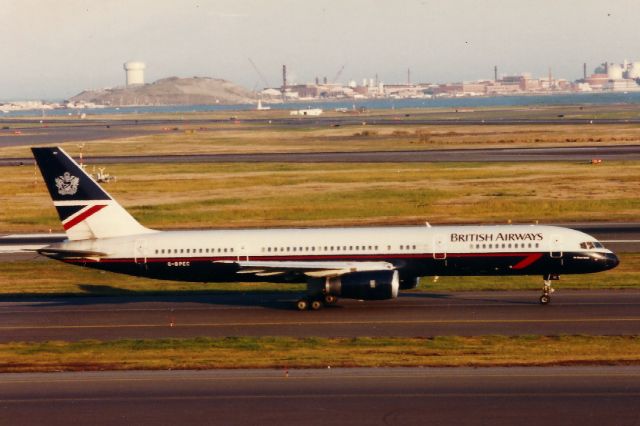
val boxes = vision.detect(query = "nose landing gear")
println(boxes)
[540,274,559,305]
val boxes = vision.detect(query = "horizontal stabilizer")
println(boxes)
[36,247,107,258]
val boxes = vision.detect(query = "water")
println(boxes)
[3,92,640,118]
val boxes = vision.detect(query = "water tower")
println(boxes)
[123,61,146,86]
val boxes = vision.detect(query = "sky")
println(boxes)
[1,0,640,100]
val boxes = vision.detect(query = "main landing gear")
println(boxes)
[296,295,338,311]
[540,274,559,305]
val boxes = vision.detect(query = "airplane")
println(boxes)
[31,146,619,310]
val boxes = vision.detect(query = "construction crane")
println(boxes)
[331,63,347,84]
[248,58,271,90]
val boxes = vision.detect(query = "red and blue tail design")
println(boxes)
[32,147,155,240]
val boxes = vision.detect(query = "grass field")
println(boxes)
[1,161,638,233]
[2,104,640,159]
[2,335,639,372]
[0,253,636,296]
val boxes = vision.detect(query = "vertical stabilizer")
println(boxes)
[32,147,155,240]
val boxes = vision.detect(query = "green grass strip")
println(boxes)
[2,335,640,373]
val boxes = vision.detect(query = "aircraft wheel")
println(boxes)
[539,294,551,305]
[310,300,323,311]
[296,299,309,311]
[323,295,338,305]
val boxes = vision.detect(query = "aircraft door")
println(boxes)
[549,234,563,267]
[134,239,147,264]
[238,244,249,262]
[433,234,447,260]
[550,234,563,259]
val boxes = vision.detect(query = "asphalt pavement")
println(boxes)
[1,290,639,342]
[2,144,640,165]
[2,367,639,426]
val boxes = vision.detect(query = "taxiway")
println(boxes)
[1,290,639,342]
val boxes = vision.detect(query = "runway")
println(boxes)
[2,144,640,166]
[2,367,639,425]
[0,123,159,147]
[2,290,639,342]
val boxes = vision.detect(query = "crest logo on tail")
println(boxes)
[55,172,79,195]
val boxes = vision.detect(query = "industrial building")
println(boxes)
[581,60,640,92]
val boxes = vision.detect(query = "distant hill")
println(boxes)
[70,77,256,106]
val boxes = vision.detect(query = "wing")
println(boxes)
[215,260,395,278]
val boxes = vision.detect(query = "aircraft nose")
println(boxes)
[597,252,620,270]
[607,253,620,269]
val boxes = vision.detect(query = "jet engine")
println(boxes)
[324,270,399,300]
[400,276,420,290]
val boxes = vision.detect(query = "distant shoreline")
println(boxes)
[3,91,640,118]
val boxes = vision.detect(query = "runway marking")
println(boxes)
[2,317,640,330]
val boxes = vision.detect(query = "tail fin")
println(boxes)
[32,147,155,241]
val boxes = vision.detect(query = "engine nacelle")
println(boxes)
[324,270,399,300]
[400,276,420,290]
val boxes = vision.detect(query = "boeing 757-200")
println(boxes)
[32,147,619,310]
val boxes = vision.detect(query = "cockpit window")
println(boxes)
[580,241,604,250]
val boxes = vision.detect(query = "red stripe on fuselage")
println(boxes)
[63,252,544,266]
[62,204,107,230]
[511,253,544,269]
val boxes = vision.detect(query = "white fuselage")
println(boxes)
[62,224,610,263]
